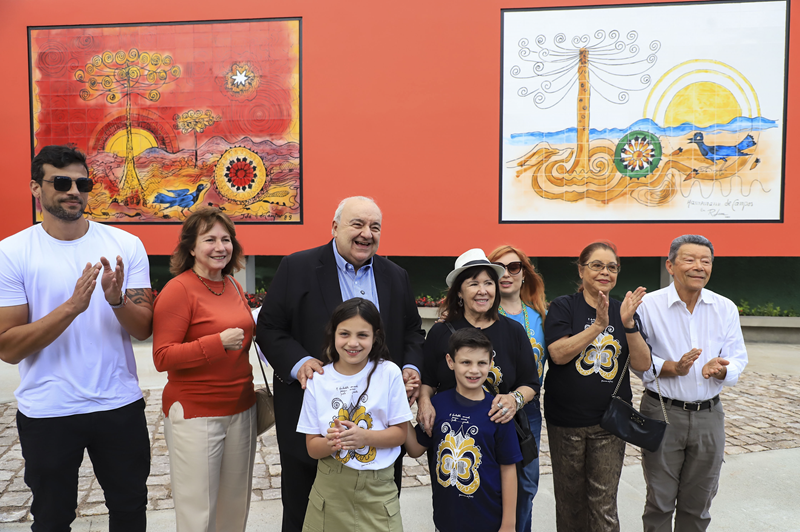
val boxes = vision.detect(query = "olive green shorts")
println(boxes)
[302,456,403,532]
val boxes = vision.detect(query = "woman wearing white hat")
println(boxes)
[416,246,540,447]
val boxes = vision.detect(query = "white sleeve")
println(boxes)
[0,246,27,307]
[125,237,151,290]
[632,299,662,384]
[385,363,413,426]
[719,303,748,387]
[296,378,320,435]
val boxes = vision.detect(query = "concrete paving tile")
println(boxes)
[0,509,27,523]
[252,477,271,490]
[79,504,108,516]
[263,488,281,500]
[0,491,31,506]
[402,477,421,488]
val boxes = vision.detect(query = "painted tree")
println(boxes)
[75,49,181,204]
[175,110,222,168]
[511,31,660,175]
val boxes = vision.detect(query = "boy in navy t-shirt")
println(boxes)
[406,328,521,532]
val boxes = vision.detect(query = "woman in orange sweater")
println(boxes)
[153,208,256,531]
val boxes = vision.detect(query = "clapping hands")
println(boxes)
[620,286,646,329]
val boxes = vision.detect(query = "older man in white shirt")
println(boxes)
[634,234,747,532]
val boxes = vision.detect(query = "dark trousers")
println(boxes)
[274,379,404,532]
[547,422,626,532]
[16,398,151,532]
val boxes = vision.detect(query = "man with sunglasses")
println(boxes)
[0,145,153,530]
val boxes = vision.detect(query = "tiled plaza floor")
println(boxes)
[0,370,798,522]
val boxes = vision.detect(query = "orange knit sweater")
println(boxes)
[152,270,256,418]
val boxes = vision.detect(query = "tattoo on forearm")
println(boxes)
[126,288,154,306]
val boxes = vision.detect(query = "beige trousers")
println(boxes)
[164,402,257,532]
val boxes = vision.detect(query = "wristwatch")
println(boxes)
[512,390,525,412]
[109,290,127,309]
[623,322,639,333]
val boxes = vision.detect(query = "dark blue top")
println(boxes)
[415,389,522,532]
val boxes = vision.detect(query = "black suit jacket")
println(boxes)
[256,241,425,461]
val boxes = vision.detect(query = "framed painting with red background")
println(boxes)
[29,19,301,224]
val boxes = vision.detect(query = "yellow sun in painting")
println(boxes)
[663,82,741,128]
[105,128,158,157]
[644,60,760,128]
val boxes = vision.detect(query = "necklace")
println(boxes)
[499,301,545,378]
[499,301,533,340]
[192,269,225,296]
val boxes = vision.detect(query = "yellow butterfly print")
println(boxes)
[530,337,545,379]
[330,405,377,464]
[482,363,504,395]
[575,333,621,380]
[436,429,482,495]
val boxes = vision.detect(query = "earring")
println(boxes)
[458,297,463,307]
[522,279,525,284]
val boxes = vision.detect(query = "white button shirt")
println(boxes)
[633,283,748,402]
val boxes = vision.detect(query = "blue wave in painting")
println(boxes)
[507,117,778,146]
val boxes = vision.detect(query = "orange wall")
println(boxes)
[2,0,797,256]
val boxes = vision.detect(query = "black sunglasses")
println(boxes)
[42,176,94,193]
[492,261,523,275]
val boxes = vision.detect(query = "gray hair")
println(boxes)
[331,196,381,235]
[668,234,714,263]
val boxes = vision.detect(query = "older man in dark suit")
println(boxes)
[257,196,425,532]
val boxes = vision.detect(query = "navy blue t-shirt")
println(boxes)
[415,389,522,532]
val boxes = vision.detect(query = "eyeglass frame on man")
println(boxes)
[492,261,523,275]
[581,261,621,274]
[41,176,94,193]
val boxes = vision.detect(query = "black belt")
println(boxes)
[646,389,720,411]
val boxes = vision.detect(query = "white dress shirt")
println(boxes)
[633,283,748,402]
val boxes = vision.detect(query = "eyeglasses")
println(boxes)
[582,261,621,274]
[42,176,94,193]
[492,261,523,275]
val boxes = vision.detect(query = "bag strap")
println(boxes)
[228,276,272,396]
[611,314,668,424]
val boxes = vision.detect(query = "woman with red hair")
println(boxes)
[487,245,547,532]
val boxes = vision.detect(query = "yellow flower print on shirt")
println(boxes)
[436,422,482,495]
[576,331,621,380]
[482,363,503,395]
[329,399,377,465]
[530,337,545,380]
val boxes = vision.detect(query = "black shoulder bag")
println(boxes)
[600,331,668,452]
[445,322,538,466]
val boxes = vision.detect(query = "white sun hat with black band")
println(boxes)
[445,248,507,287]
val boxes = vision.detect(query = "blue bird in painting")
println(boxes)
[687,132,756,163]
[151,184,206,214]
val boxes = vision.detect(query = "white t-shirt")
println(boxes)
[297,359,412,470]
[0,222,150,417]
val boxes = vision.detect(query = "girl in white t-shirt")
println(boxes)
[297,297,412,532]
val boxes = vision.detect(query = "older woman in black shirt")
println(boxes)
[544,241,650,532]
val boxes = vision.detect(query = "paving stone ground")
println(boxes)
[1,371,798,522]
